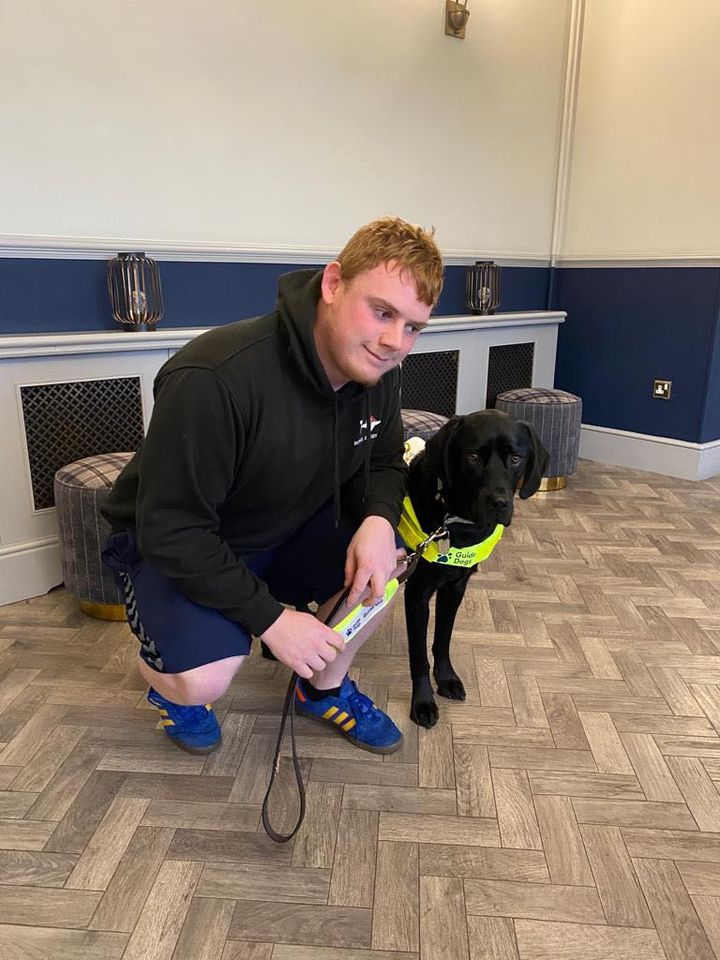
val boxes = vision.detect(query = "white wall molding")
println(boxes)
[580,423,720,481]
[557,255,720,268]
[0,536,61,606]
[0,234,551,267]
[3,235,717,269]
[549,0,586,268]
[0,314,566,360]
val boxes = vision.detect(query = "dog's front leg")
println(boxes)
[433,575,471,701]
[404,576,439,728]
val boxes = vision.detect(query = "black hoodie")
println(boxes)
[102,269,406,636]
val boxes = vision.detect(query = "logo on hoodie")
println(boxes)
[354,415,382,446]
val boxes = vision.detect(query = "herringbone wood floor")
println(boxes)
[2,459,720,959]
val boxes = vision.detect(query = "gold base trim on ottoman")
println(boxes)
[79,600,127,621]
[538,476,567,492]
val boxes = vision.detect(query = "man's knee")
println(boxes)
[141,655,246,705]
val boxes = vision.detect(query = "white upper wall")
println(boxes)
[0,0,570,258]
[562,0,720,260]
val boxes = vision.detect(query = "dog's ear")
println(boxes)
[516,421,549,499]
[424,415,463,487]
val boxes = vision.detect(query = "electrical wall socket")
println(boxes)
[653,379,672,399]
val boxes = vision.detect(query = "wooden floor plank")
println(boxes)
[492,769,542,850]
[620,731,684,802]
[464,878,604,924]
[633,857,715,960]
[579,712,634,775]
[454,743,495,818]
[580,824,652,927]
[419,723,456,789]
[229,901,372,949]
[0,925,128,960]
[467,916,519,960]
[87,825,174,932]
[328,809,378,907]
[121,859,203,960]
[378,812,500,846]
[534,795,593,885]
[665,754,720,830]
[65,796,149,891]
[420,875,469,959]
[418,844,549,883]
[196,860,330,904]
[172,897,236,960]
[513,919,665,959]
[371,840,419,952]
[0,885,101,928]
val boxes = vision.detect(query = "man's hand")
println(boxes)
[260,609,345,679]
[344,515,405,608]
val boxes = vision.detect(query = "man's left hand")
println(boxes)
[344,515,405,608]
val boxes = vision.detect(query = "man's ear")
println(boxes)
[517,421,549,499]
[424,416,463,487]
[320,261,343,304]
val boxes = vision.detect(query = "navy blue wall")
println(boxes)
[7,254,716,443]
[552,266,720,444]
[0,259,550,335]
[702,296,720,443]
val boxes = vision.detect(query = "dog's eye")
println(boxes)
[467,452,480,463]
[510,454,524,466]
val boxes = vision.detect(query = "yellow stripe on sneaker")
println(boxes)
[342,718,356,732]
[334,711,349,725]
[158,709,168,717]
[323,706,339,720]
[161,718,175,727]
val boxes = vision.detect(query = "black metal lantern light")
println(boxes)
[107,252,164,331]
[466,260,501,315]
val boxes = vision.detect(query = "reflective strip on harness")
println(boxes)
[398,496,503,568]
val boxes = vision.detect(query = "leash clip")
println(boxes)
[398,526,449,583]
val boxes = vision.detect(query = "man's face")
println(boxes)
[315,260,432,389]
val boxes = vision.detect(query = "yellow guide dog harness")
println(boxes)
[399,436,504,567]
[398,496,503,567]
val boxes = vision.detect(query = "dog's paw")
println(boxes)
[410,697,439,728]
[436,675,466,701]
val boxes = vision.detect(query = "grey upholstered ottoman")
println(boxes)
[496,387,582,490]
[54,452,134,619]
[402,408,448,442]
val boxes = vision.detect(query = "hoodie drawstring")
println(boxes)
[332,397,341,529]
[362,390,371,506]
[332,390,372,529]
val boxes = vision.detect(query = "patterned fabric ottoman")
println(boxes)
[54,452,134,619]
[495,387,582,490]
[401,408,449,442]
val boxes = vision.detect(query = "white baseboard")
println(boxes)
[0,537,62,606]
[580,424,720,481]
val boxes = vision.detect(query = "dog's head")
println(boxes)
[423,410,548,531]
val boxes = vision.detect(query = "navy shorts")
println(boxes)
[102,501,354,675]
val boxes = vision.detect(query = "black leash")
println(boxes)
[261,526,447,843]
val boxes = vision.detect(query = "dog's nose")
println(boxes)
[493,496,510,512]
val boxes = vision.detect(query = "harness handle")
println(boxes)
[261,525,448,843]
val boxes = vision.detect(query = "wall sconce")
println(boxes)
[107,252,164,331]
[445,0,470,39]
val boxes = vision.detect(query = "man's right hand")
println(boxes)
[259,609,345,679]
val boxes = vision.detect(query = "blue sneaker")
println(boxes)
[147,688,222,754]
[295,676,403,754]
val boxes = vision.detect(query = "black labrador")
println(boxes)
[403,410,548,728]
